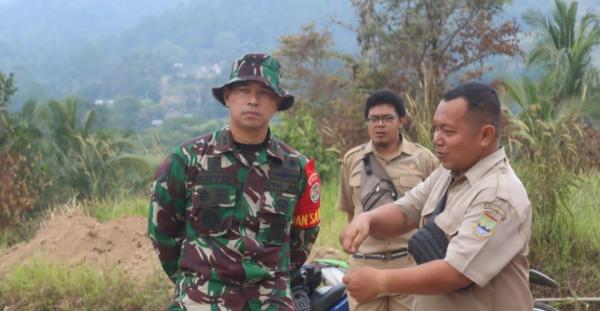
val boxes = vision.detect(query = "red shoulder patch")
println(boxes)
[293,159,320,229]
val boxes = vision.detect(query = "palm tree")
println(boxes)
[525,0,600,101]
[35,98,151,199]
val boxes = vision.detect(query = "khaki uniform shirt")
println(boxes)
[338,136,439,254]
[397,148,533,311]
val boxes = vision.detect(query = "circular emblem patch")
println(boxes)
[310,183,320,203]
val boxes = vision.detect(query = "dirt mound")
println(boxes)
[0,211,345,283]
[0,211,163,281]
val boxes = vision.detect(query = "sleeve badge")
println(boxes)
[473,212,498,239]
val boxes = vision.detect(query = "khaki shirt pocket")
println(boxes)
[434,210,461,239]
[395,173,424,196]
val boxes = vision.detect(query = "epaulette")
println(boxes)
[495,165,512,202]
[181,132,213,148]
[180,132,213,155]
[343,144,367,161]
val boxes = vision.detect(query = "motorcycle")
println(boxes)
[291,259,348,311]
[530,269,560,311]
[292,259,560,311]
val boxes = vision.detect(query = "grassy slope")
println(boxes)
[1,172,599,310]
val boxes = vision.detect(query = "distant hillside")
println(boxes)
[0,0,355,110]
[0,0,598,119]
[0,0,176,103]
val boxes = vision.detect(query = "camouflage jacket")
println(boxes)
[148,126,321,310]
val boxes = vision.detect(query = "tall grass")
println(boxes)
[81,195,149,222]
[567,170,600,254]
[314,176,346,252]
[2,168,599,310]
[553,169,600,303]
[0,258,170,310]
[518,163,600,310]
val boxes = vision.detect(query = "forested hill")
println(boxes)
[0,0,598,118]
[0,0,355,107]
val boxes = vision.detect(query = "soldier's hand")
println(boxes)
[339,212,370,253]
[343,266,383,303]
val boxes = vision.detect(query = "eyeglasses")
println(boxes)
[366,115,397,125]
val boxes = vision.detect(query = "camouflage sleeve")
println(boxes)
[147,150,188,283]
[289,158,321,275]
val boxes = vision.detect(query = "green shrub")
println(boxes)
[314,176,347,251]
[273,107,341,182]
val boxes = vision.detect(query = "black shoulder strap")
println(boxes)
[362,156,373,176]
[428,178,453,221]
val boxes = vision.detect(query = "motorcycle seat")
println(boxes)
[311,283,346,311]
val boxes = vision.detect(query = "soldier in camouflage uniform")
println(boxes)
[148,53,321,311]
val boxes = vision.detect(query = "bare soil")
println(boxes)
[0,211,162,282]
[0,211,345,282]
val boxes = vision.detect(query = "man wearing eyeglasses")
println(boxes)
[338,89,439,311]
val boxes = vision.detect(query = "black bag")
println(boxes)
[360,154,399,212]
[408,189,450,265]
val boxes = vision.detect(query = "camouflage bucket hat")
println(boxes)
[212,53,294,111]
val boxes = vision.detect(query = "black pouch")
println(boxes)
[361,178,398,212]
[360,154,399,212]
[408,186,450,265]
[408,219,449,264]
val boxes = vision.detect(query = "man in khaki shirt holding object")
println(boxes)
[340,83,533,311]
[338,89,439,311]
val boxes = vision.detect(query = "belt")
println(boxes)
[352,248,408,260]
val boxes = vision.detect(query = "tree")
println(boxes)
[0,71,38,233]
[35,98,151,200]
[276,2,522,151]
[0,71,16,148]
[277,24,356,108]
[499,2,600,267]
[276,24,370,155]
[525,0,600,101]
[351,0,522,102]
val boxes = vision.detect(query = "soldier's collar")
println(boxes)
[265,130,286,162]
[212,127,236,154]
[213,127,285,161]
